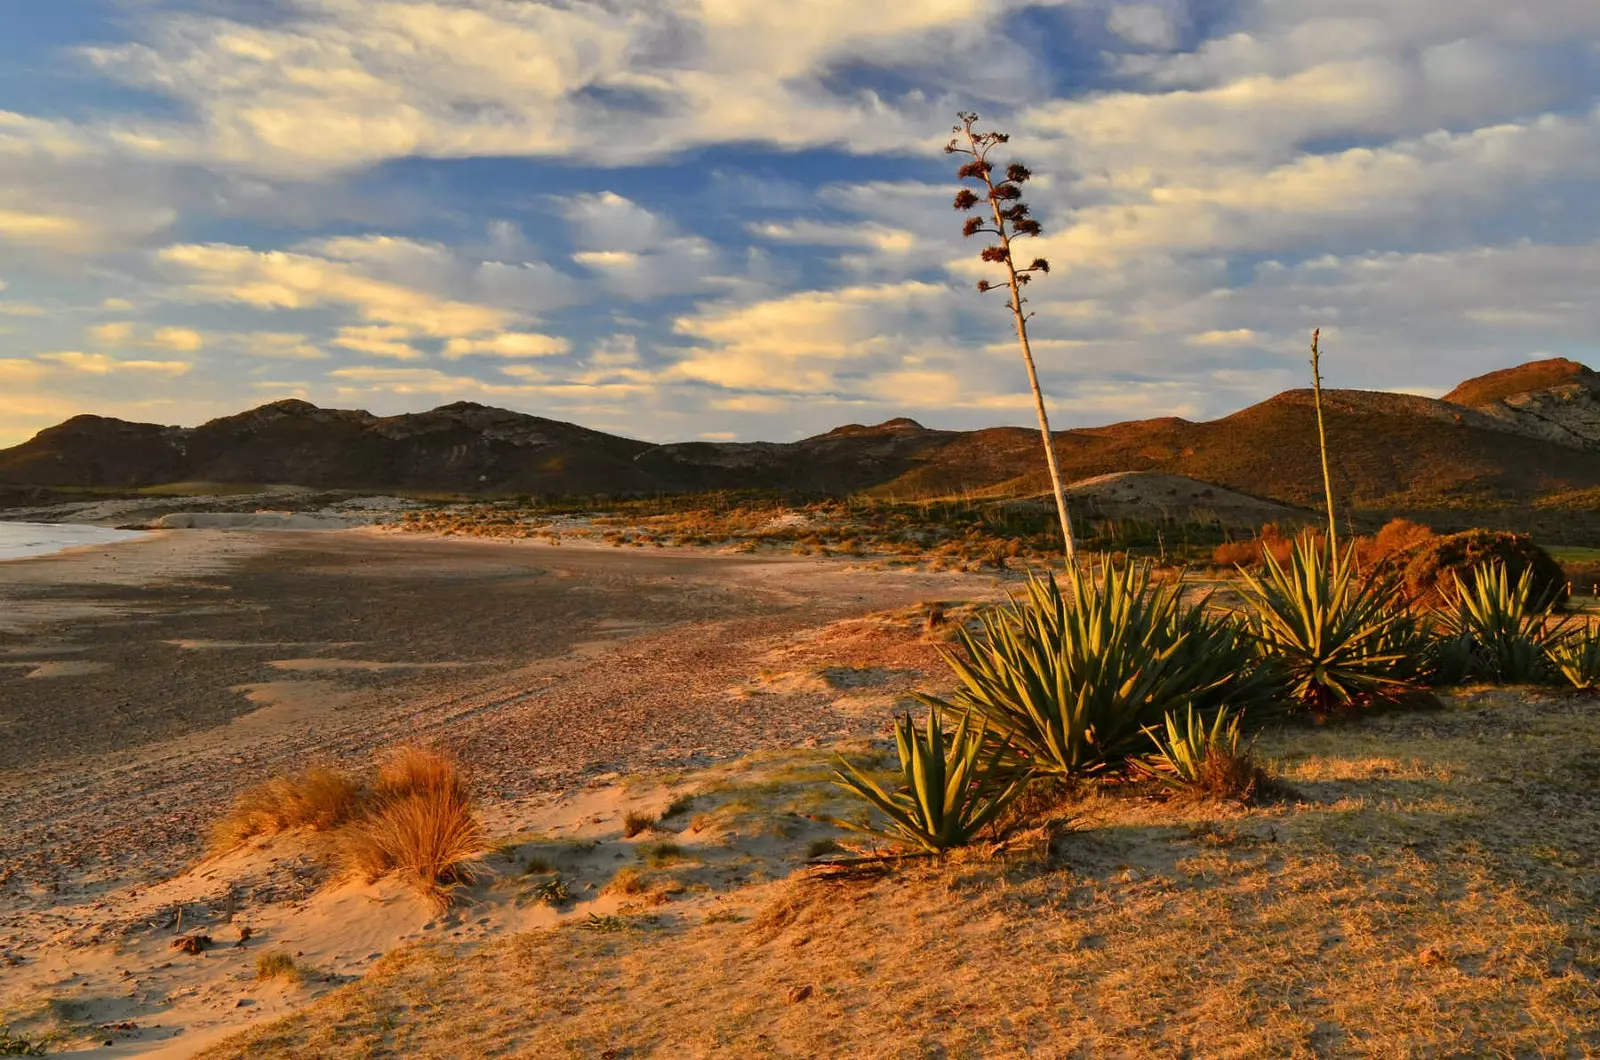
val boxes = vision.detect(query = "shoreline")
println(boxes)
[0,527,997,1054]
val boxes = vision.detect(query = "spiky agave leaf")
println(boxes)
[920,559,1280,777]
[1135,704,1249,786]
[1237,537,1412,713]
[1548,623,1600,691]
[830,708,1030,855]
[1435,561,1567,683]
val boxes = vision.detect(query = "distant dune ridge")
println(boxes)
[2,358,1598,510]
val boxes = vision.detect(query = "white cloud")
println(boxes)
[672,281,965,393]
[1107,5,1180,50]
[235,332,327,360]
[152,326,205,352]
[37,351,192,376]
[158,242,513,337]
[331,325,424,360]
[442,332,570,359]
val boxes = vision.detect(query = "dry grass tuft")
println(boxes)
[1179,743,1267,803]
[336,749,486,911]
[604,867,647,896]
[255,951,304,984]
[372,745,468,803]
[208,765,360,855]
[621,810,656,838]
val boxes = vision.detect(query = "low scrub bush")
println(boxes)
[1134,705,1263,802]
[832,707,1028,854]
[923,561,1279,777]
[1435,561,1565,684]
[1548,624,1600,691]
[1212,522,1320,569]
[1236,538,1412,714]
[1399,530,1566,607]
[209,765,360,854]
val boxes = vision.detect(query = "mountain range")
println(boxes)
[3,358,1598,512]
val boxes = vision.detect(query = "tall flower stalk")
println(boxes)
[1309,328,1337,548]
[948,112,1076,565]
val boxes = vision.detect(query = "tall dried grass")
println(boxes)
[208,765,360,855]
[208,746,487,910]
[336,746,487,911]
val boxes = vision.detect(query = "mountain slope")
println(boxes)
[3,361,1598,510]
[1442,358,1600,451]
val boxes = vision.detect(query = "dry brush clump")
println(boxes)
[338,747,487,911]
[209,765,361,854]
[209,746,486,910]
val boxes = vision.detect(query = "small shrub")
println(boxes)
[255,951,304,983]
[1356,518,1437,568]
[0,1027,46,1057]
[1134,705,1263,802]
[831,707,1028,854]
[528,876,570,906]
[622,810,657,838]
[210,765,360,854]
[1401,530,1566,607]
[1435,561,1566,683]
[661,795,695,820]
[1549,624,1600,691]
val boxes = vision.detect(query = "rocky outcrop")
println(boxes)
[1443,358,1600,450]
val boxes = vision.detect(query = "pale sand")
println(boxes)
[0,528,1001,1055]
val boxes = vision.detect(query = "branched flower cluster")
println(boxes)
[946,111,1050,311]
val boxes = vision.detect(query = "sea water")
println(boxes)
[0,521,147,561]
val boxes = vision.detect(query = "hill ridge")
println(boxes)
[3,359,1597,509]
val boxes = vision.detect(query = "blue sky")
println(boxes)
[1,0,1598,446]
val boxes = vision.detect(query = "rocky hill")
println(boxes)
[3,359,1597,511]
[1441,357,1600,450]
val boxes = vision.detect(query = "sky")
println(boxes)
[1,1,1598,447]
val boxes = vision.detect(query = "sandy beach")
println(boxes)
[0,527,994,1054]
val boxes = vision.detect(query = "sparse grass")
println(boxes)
[661,794,695,820]
[209,765,361,855]
[255,951,305,984]
[198,688,1600,1059]
[622,810,656,838]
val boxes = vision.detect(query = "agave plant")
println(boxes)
[831,707,1029,855]
[1435,561,1566,683]
[1236,537,1412,713]
[1134,704,1261,800]
[921,559,1279,778]
[1548,623,1600,691]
